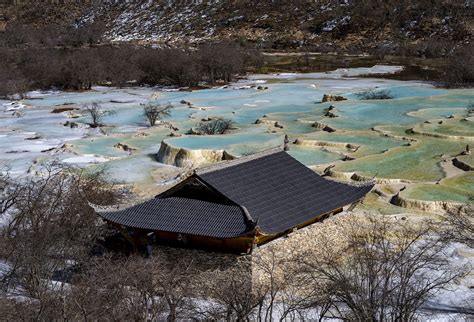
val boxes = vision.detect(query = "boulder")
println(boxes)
[322,94,347,103]
[63,121,79,128]
[324,111,338,118]
[51,106,78,113]
[312,121,336,132]
[25,135,41,140]
[113,143,137,153]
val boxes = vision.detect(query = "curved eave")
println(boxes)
[99,212,258,240]
[93,197,255,239]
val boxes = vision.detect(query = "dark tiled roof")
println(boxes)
[197,151,373,234]
[97,150,373,239]
[98,197,249,238]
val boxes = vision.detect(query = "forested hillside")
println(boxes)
[1,0,472,56]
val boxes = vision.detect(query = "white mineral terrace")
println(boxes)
[1,65,473,210]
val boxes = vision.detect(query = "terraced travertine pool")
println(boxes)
[1,65,473,210]
[401,172,474,204]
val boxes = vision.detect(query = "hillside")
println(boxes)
[1,0,473,55]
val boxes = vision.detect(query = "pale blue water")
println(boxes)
[1,67,473,205]
[166,128,277,150]
[288,146,343,166]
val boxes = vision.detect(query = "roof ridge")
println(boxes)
[88,198,153,213]
[91,196,246,214]
[196,146,284,175]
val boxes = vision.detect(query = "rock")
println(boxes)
[25,135,41,140]
[452,158,473,171]
[201,117,218,122]
[255,118,283,129]
[324,111,338,118]
[169,132,182,137]
[322,94,347,103]
[63,121,79,128]
[186,128,200,135]
[51,106,78,113]
[323,126,336,132]
[347,143,359,151]
[110,100,135,104]
[466,144,470,155]
[67,112,81,118]
[113,143,137,153]
[180,100,193,106]
[12,110,24,118]
[312,121,336,132]
[150,93,160,100]
[41,147,55,153]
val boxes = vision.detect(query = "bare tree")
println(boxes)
[143,103,173,127]
[0,169,17,216]
[64,255,166,321]
[298,215,467,321]
[84,102,114,127]
[151,249,200,321]
[253,245,328,322]
[195,257,265,321]
[442,205,474,248]
[0,164,126,313]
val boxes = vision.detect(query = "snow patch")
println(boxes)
[62,155,109,164]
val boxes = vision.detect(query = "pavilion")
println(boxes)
[93,148,374,254]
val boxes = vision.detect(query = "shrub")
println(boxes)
[356,89,394,100]
[195,118,235,135]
